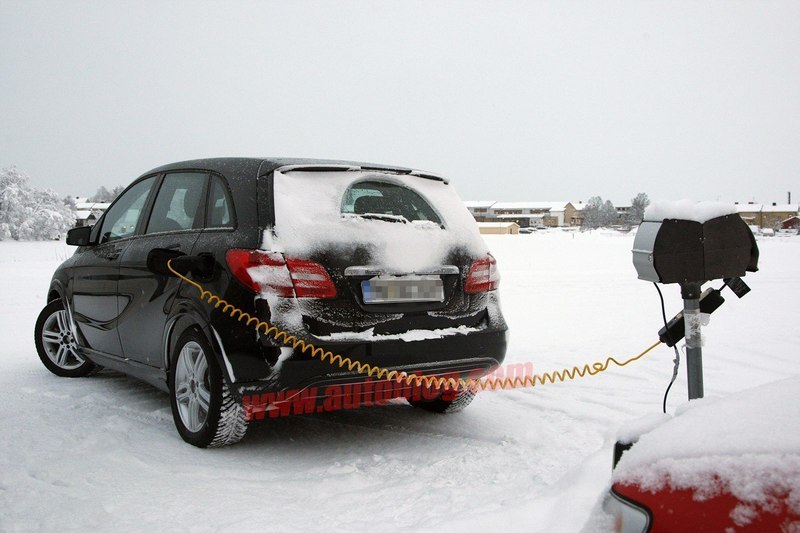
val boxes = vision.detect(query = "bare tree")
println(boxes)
[629,192,650,224]
[600,200,617,226]
[581,196,603,230]
[581,196,618,229]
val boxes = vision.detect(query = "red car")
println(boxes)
[603,377,800,532]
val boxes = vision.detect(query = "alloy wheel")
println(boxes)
[174,341,211,433]
[40,309,85,370]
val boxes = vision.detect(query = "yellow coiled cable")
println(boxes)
[168,260,662,392]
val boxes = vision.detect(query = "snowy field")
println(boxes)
[1,231,798,532]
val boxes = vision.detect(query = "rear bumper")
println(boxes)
[234,326,507,398]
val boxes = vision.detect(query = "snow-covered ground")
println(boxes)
[1,231,798,532]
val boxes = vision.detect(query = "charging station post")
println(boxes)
[681,282,704,399]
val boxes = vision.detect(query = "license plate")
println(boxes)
[361,275,444,304]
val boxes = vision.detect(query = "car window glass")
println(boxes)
[342,180,442,224]
[146,173,206,234]
[207,176,232,228]
[98,176,156,243]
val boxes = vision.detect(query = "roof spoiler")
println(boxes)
[275,164,449,184]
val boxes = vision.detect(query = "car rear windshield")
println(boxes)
[269,169,488,271]
[341,180,442,225]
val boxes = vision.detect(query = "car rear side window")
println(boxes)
[98,176,156,243]
[341,180,442,225]
[206,175,232,228]
[146,173,207,234]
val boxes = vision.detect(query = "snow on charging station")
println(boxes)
[632,201,760,399]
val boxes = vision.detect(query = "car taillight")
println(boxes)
[225,249,336,299]
[464,254,500,294]
[285,258,337,298]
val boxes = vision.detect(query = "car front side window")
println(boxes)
[98,176,157,244]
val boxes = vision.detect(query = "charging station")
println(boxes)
[632,213,759,399]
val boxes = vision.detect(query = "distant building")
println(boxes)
[762,203,798,229]
[463,201,496,222]
[467,198,798,230]
[615,204,633,223]
[477,222,520,235]
[465,201,582,227]
[75,210,99,227]
[781,216,800,230]
[735,202,763,226]
[570,201,586,226]
[735,202,799,229]
[72,198,111,227]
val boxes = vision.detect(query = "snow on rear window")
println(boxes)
[267,170,487,272]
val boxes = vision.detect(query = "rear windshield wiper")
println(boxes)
[349,213,409,224]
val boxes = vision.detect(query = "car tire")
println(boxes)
[408,387,476,413]
[169,328,248,448]
[34,299,98,377]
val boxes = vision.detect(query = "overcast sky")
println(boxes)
[2,1,799,205]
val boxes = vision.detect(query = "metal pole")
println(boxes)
[681,282,704,399]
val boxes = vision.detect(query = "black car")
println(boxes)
[35,158,507,447]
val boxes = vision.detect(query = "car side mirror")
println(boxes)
[147,248,215,279]
[66,226,94,246]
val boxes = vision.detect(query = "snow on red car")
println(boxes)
[602,377,800,532]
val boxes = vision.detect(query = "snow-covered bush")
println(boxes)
[0,167,76,241]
